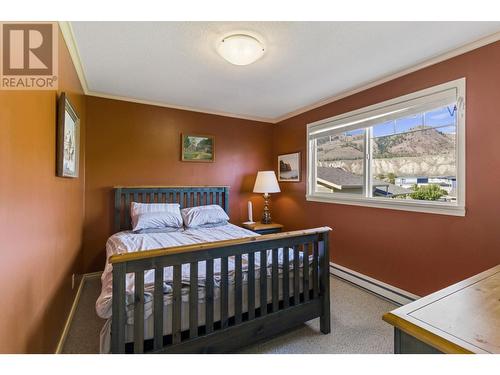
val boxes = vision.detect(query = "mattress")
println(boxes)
[97,223,310,353]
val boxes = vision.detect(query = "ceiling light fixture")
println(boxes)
[217,34,265,66]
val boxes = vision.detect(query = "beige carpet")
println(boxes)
[62,275,397,354]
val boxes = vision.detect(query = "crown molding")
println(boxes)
[59,21,89,94]
[84,91,275,123]
[59,22,500,125]
[273,31,500,123]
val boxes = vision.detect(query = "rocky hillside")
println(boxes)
[372,126,455,158]
[318,126,456,177]
[318,132,364,161]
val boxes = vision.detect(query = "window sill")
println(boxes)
[306,194,465,217]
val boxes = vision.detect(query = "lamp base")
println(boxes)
[261,193,272,224]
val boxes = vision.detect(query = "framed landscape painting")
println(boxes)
[56,92,80,178]
[278,152,301,182]
[181,134,215,162]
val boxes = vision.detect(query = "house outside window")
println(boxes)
[306,78,466,216]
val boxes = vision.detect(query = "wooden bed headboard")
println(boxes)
[114,186,230,232]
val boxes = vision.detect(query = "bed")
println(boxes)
[99,186,331,353]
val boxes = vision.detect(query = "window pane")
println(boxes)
[316,129,365,195]
[371,104,457,202]
[425,105,457,128]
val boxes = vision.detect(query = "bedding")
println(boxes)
[97,223,310,353]
[180,204,230,228]
[130,202,183,231]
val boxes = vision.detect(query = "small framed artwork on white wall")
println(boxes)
[278,152,301,182]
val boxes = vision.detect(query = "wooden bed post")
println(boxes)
[111,262,126,353]
[319,232,331,334]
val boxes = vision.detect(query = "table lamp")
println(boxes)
[253,171,281,224]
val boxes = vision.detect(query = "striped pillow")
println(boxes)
[181,204,229,228]
[130,202,183,231]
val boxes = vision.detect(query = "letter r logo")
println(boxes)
[2,23,53,75]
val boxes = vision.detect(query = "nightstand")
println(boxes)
[241,221,283,235]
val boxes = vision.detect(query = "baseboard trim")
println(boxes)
[330,262,420,306]
[55,271,102,354]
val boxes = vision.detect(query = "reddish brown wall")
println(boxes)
[0,30,86,353]
[272,41,500,296]
[83,98,274,272]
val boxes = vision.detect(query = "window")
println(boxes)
[307,78,465,216]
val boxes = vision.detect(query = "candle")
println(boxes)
[248,201,253,222]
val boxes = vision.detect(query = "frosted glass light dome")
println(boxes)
[217,34,265,66]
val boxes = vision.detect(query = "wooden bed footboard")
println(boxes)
[109,227,332,354]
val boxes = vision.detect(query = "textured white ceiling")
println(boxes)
[71,21,500,121]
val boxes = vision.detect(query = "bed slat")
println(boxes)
[205,259,214,333]
[234,254,243,324]
[224,189,229,216]
[114,188,122,234]
[260,250,267,317]
[312,242,319,299]
[221,257,229,329]
[153,266,164,351]
[248,252,255,320]
[124,193,131,230]
[134,271,144,353]
[179,191,184,208]
[303,243,310,302]
[272,248,279,312]
[172,265,182,344]
[293,245,300,305]
[283,247,290,308]
[189,262,198,339]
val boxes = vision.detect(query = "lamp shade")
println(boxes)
[253,171,281,194]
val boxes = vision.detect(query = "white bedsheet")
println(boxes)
[96,223,310,353]
[96,223,258,320]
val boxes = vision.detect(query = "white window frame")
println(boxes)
[306,78,466,216]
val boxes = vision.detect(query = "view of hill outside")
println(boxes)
[316,104,457,202]
[317,128,365,195]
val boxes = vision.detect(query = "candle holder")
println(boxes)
[243,201,255,225]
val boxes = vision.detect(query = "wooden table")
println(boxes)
[383,265,500,354]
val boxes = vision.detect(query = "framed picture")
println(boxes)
[278,152,301,182]
[56,92,80,178]
[181,134,215,162]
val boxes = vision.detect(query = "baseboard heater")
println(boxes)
[329,262,420,306]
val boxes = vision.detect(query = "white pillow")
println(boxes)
[131,202,183,231]
[181,204,230,228]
